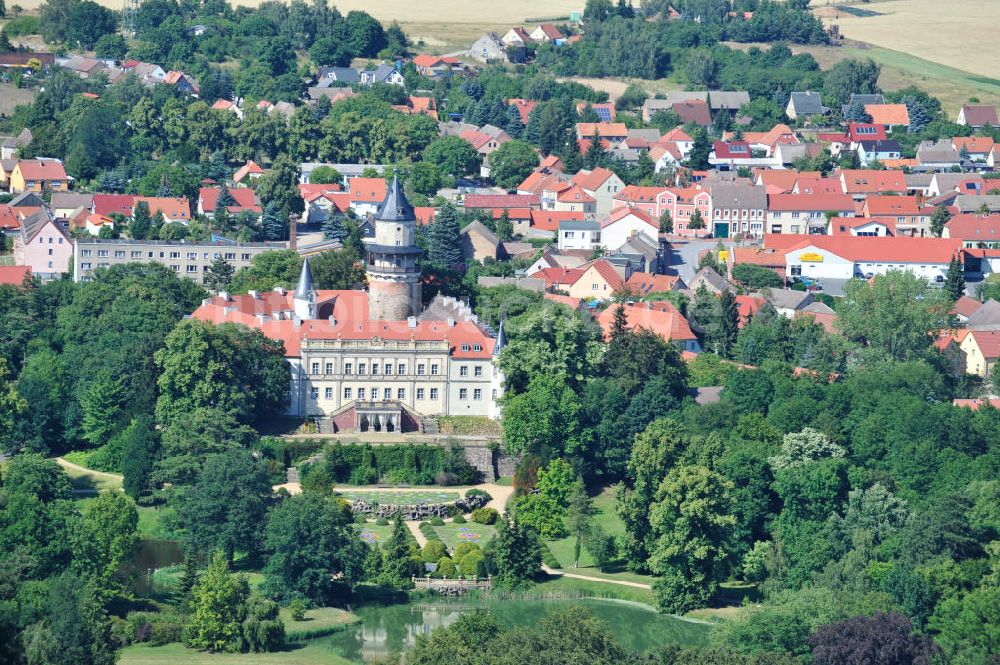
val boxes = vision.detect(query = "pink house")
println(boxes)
[13,209,71,280]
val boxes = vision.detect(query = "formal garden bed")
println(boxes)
[429,521,498,552]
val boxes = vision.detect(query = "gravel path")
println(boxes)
[541,565,652,590]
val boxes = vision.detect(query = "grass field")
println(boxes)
[120,642,354,665]
[431,521,497,552]
[57,457,124,493]
[337,489,459,505]
[0,84,36,116]
[280,606,358,641]
[815,0,1000,80]
[529,573,657,606]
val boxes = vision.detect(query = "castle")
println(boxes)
[192,175,504,432]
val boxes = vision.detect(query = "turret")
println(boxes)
[293,257,316,320]
[366,173,422,320]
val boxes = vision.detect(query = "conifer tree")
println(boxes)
[945,256,965,301]
[261,202,286,241]
[174,553,200,606]
[493,514,541,589]
[426,202,463,267]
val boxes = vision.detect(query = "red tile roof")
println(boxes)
[464,194,539,209]
[600,205,655,229]
[571,167,618,192]
[557,185,595,204]
[952,136,995,155]
[531,266,585,289]
[953,397,1000,410]
[756,170,818,193]
[865,103,909,126]
[626,272,681,295]
[584,259,626,291]
[786,236,962,264]
[0,205,22,230]
[768,192,855,212]
[15,159,67,181]
[614,185,669,204]
[530,210,583,232]
[92,194,136,217]
[952,295,982,318]
[576,122,627,138]
[134,197,191,221]
[846,123,887,142]
[233,160,264,182]
[544,293,583,309]
[537,23,564,40]
[0,266,31,285]
[863,195,921,217]
[508,98,539,125]
[596,302,696,342]
[960,105,999,127]
[968,330,1000,359]
[838,169,907,194]
[349,177,388,203]
[944,213,1000,241]
[199,187,260,214]
[672,100,712,125]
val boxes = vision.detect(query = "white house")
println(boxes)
[599,207,659,251]
[557,220,600,251]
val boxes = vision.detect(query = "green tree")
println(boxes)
[717,289,740,358]
[154,320,290,428]
[176,450,272,561]
[130,200,151,239]
[489,140,538,190]
[837,271,950,362]
[93,32,126,59]
[262,493,366,604]
[617,418,685,571]
[944,256,965,301]
[930,206,951,237]
[73,490,139,590]
[260,201,287,241]
[731,264,783,290]
[204,257,235,293]
[566,476,596,567]
[492,514,541,589]
[423,136,482,178]
[688,208,705,230]
[256,156,304,217]
[685,129,712,170]
[501,374,581,459]
[426,203,463,267]
[494,211,514,242]
[408,161,443,196]
[63,0,117,49]
[185,551,249,652]
[929,585,1000,665]
[21,571,116,665]
[2,453,72,502]
[174,552,200,606]
[769,427,846,471]
[310,247,365,289]
[514,492,566,538]
[308,165,342,184]
[79,373,125,448]
[0,359,26,452]
[380,513,415,589]
[649,465,735,613]
[659,211,673,234]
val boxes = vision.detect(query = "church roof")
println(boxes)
[294,257,314,298]
[375,173,415,222]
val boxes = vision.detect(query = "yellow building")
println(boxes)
[959,330,1000,377]
[9,159,68,194]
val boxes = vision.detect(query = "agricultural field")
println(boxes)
[814,0,1000,79]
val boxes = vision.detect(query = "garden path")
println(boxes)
[540,565,653,590]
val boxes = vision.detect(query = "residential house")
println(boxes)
[785,92,828,120]
[233,160,265,186]
[669,187,713,235]
[960,330,1000,377]
[761,288,815,318]
[459,128,513,178]
[861,195,930,236]
[508,98,539,124]
[12,208,71,280]
[952,296,983,323]
[530,23,564,43]
[359,65,404,87]
[134,197,191,224]
[61,56,106,78]
[708,91,751,114]
[411,55,460,78]
[9,159,68,194]
[599,207,658,251]
[527,210,581,236]
[83,214,115,236]
[0,266,32,285]
[470,33,507,63]
[688,266,731,294]
[864,103,909,131]
[50,192,94,219]
[672,100,713,127]
[767,193,855,235]
[211,99,243,119]
[1,128,33,160]
[92,194,136,218]
[299,184,349,226]
[348,177,389,216]
[846,123,887,149]
[316,66,361,86]
[642,94,707,122]
[0,52,55,70]
[557,219,600,251]
[955,195,1000,214]
[612,185,671,218]
[553,185,596,218]
[501,27,532,46]
[917,139,961,170]
[575,122,628,143]
[943,214,1000,247]
[794,301,838,333]
[460,221,502,261]
[566,259,627,300]
[966,299,1000,329]
[829,217,895,237]
[838,169,907,199]
[840,93,884,116]
[197,187,262,218]
[708,181,767,238]
[164,70,199,95]
[857,139,901,166]
[463,194,538,213]
[596,302,700,352]
[731,246,787,280]
[571,167,625,218]
[953,136,995,163]
[576,101,616,122]
[957,104,1000,129]
[626,272,685,295]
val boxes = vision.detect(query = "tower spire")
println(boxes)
[376,172,415,222]
[294,257,314,299]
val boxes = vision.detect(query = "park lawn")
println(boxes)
[137,505,177,539]
[120,642,354,665]
[280,606,359,641]
[356,521,396,547]
[431,521,496,553]
[337,489,459,505]
[59,459,123,493]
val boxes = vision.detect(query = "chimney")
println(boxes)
[407,316,418,328]
[328,315,336,326]
[293,316,301,328]
[447,317,456,327]
[288,213,298,253]
[219,291,230,301]
[274,286,286,295]
[201,298,210,307]
[249,290,259,299]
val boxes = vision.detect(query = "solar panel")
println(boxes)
[596,108,612,122]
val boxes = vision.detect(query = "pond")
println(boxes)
[317,597,711,663]
[122,539,184,595]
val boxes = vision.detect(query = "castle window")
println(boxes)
[459,388,468,399]
[385,363,392,374]
[475,366,483,377]
[474,389,482,400]
[345,363,353,374]
[417,364,425,375]
[370,387,378,399]
[325,362,333,374]
[358,363,367,375]
[461,344,470,351]
[417,388,425,399]
[344,387,352,399]
[324,388,332,399]
[310,387,318,399]
[430,388,438,399]
[431,364,439,375]
[474,345,482,352]
[397,388,405,399]
[398,363,406,375]
[311,362,319,373]
[460,366,468,376]
[372,363,379,375]
[384,388,391,399]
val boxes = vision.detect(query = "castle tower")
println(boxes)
[293,257,316,320]
[366,174,422,320]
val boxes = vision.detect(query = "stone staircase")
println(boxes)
[317,417,334,434]
[421,417,440,435]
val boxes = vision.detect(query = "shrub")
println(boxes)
[4,16,41,37]
[430,516,445,526]
[354,514,368,524]
[288,598,307,622]
[418,522,438,541]
[465,489,492,501]
[452,542,481,563]
[435,556,456,578]
[452,514,466,524]
[375,517,389,526]
[458,552,485,577]
[435,471,459,486]
[421,540,447,563]
[471,507,499,525]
